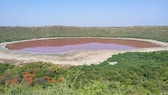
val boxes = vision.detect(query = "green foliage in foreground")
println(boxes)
[0,26,168,42]
[0,64,14,75]
[0,51,168,95]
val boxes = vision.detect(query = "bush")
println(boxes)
[0,51,168,94]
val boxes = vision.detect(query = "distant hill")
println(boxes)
[0,26,168,42]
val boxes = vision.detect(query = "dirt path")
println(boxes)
[0,38,168,66]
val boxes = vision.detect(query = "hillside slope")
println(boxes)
[0,26,168,42]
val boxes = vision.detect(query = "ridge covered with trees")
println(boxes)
[0,26,168,42]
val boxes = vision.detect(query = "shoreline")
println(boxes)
[0,37,168,66]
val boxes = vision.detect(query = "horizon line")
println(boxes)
[0,25,168,28]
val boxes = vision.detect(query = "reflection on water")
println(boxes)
[20,43,135,53]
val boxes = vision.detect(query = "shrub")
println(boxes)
[5,79,18,86]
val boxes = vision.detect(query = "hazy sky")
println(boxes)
[0,0,168,27]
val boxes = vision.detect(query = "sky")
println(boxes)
[0,0,168,27]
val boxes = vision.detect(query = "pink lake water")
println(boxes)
[19,43,135,53]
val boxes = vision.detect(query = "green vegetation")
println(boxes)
[0,51,168,95]
[0,26,168,42]
[0,26,168,94]
[0,64,14,75]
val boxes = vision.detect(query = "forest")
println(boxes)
[0,26,168,43]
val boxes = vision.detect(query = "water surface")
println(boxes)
[20,43,135,53]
